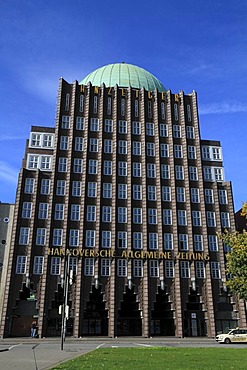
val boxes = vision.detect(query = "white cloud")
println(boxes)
[0,161,19,186]
[200,101,247,115]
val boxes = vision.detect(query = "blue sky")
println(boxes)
[0,0,247,210]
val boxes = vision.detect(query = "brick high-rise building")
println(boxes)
[1,63,246,338]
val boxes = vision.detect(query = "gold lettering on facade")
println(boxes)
[121,88,125,96]
[108,87,112,95]
[175,94,179,102]
[94,86,99,94]
[148,91,153,99]
[161,92,166,100]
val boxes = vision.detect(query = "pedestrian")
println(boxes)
[30,321,37,338]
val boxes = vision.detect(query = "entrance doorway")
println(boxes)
[117,287,141,336]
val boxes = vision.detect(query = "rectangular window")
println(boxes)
[54,203,64,220]
[87,205,96,222]
[31,133,41,147]
[61,116,70,129]
[146,122,154,136]
[150,260,159,277]
[25,178,35,193]
[162,186,171,202]
[56,180,66,196]
[203,167,213,181]
[161,164,170,179]
[148,208,157,224]
[133,184,142,200]
[40,179,50,195]
[89,138,98,152]
[212,147,222,160]
[196,261,205,279]
[90,118,99,131]
[121,98,125,116]
[53,229,63,246]
[189,166,198,181]
[71,204,80,221]
[163,209,172,225]
[174,144,183,158]
[117,259,127,277]
[147,163,156,178]
[188,146,196,159]
[103,160,112,176]
[118,184,127,199]
[88,159,98,174]
[118,161,127,176]
[16,256,27,274]
[187,105,192,121]
[186,126,194,139]
[214,167,224,181]
[180,261,190,278]
[202,146,211,160]
[173,125,181,138]
[118,232,127,248]
[76,116,85,130]
[107,97,112,115]
[148,185,156,201]
[102,183,112,198]
[178,210,187,226]
[40,156,52,171]
[133,260,143,277]
[161,102,166,120]
[33,256,44,275]
[149,233,158,250]
[105,119,113,133]
[179,234,188,250]
[160,123,168,137]
[38,203,49,219]
[160,143,169,158]
[36,228,46,246]
[51,257,61,275]
[104,139,113,154]
[58,157,67,172]
[85,230,95,248]
[88,182,97,197]
[218,189,228,204]
[134,100,139,118]
[72,181,81,197]
[175,165,184,180]
[73,158,83,173]
[146,142,155,156]
[118,207,127,223]
[208,235,218,251]
[204,188,214,204]
[133,232,143,249]
[60,136,68,150]
[84,258,94,276]
[22,202,32,218]
[176,187,185,202]
[69,229,79,247]
[132,121,141,135]
[133,208,142,224]
[69,257,78,275]
[191,188,200,203]
[192,211,202,227]
[211,262,221,279]
[101,258,111,276]
[221,212,230,228]
[133,162,141,177]
[165,260,174,278]
[42,134,53,147]
[28,155,39,169]
[102,231,111,248]
[93,95,98,113]
[207,211,216,227]
[119,120,127,134]
[133,141,141,156]
[174,103,179,121]
[194,234,203,251]
[102,206,112,223]
[164,233,173,250]
[118,140,127,155]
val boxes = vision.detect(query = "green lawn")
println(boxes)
[51,347,247,370]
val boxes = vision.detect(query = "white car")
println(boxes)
[216,328,247,344]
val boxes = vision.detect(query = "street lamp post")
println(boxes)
[60,251,70,351]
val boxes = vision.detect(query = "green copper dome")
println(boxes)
[80,63,166,92]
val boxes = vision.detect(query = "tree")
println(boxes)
[221,203,247,300]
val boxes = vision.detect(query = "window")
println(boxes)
[189,166,198,181]
[36,228,46,245]
[132,121,141,135]
[40,156,52,171]
[89,138,98,152]
[161,164,170,179]
[79,95,84,113]
[84,258,94,276]
[118,140,127,155]
[176,187,185,202]
[194,235,203,251]
[149,233,158,250]
[211,262,221,279]
[164,234,173,250]
[174,103,179,121]
[74,137,84,151]
[133,141,141,156]
[105,119,113,133]
[191,188,200,203]
[208,235,218,251]
[219,189,228,204]
[186,105,192,121]
[133,162,141,177]
[133,260,143,277]
[87,205,96,222]
[53,229,63,246]
[38,203,48,219]
[85,230,95,248]
[60,136,68,150]
[178,210,187,226]
[180,261,190,278]
[148,185,156,201]
[28,155,39,169]
[202,146,211,160]
[133,184,142,200]
[146,122,154,136]
[148,100,152,118]
[65,93,70,111]
[118,184,127,199]
[134,100,139,118]
[58,157,67,172]
[163,209,172,225]
[212,147,222,160]
[33,256,44,275]
[203,167,213,181]
[51,257,61,275]
[101,258,111,276]
[72,181,81,197]
[204,189,214,204]
[88,182,97,197]
[69,257,78,275]
[103,160,112,175]
[174,144,183,158]
[73,158,83,173]
[22,202,32,218]
[117,259,127,277]
[133,232,143,249]
[162,186,171,202]
[133,208,142,224]
[104,139,113,154]
[165,260,174,278]
[192,211,201,227]
[147,163,156,178]
[160,123,168,137]
[173,125,181,138]
[69,229,79,247]
[16,256,27,274]
[175,165,184,180]
[56,180,66,196]
[121,98,125,116]
[61,116,70,129]
[179,234,188,250]
[76,117,85,130]
[102,206,112,223]
[102,183,112,198]
[118,161,127,176]
[71,204,80,221]
[160,143,169,157]
[118,207,127,223]
[31,133,41,146]
[161,102,166,120]
[54,203,64,220]
[196,261,205,279]
[102,231,111,248]
[19,227,30,245]
[150,260,159,277]
[221,212,230,228]
[25,178,35,193]
[43,134,53,148]
[148,209,157,224]
[207,211,216,227]
[93,95,98,114]
[118,232,127,248]
[146,142,155,157]
[88,159,98,174]
[90,118,99,131]
[119,120,127,134]
[188,146,196,159]
[186,126,194,139]
[40,179,50,195]
[214,167,224,181]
